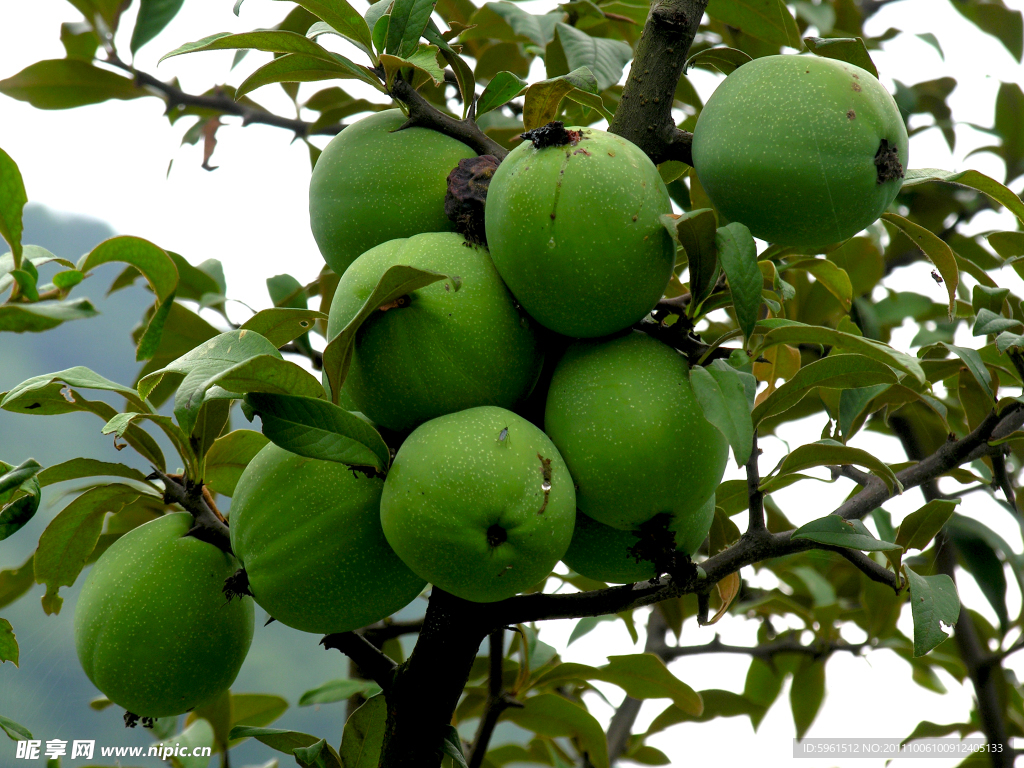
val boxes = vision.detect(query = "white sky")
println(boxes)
[3,0,1024,766]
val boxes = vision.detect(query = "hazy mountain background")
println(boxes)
[0,205,429,767]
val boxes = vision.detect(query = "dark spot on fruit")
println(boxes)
[487,524,508,547]
[520,121,581,149]
[627,512,681,575]
[536,454,553,514]
[847,110,856,120]
[378,295,410,312]
[573,147,591,156]
[851,82,862,92]
[632,215,638,222]
[141,717,155,729]
[445,154,500,246]
[874,138,905,183]
[124,712,140,728]
[853,73,860,79]
[223,568,253,602]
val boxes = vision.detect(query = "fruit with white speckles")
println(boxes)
[691,55,909,250]
[229,443,425,634]
[327,232,544,432]
[544,331,728,530]
[562,495,716,584]
[309,109,476,275]
[380,406,575,602]
[73,513,254,718]
[484,127,675,338]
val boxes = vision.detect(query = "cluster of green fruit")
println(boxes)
[71,54,908,721]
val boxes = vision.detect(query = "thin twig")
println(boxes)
[467,628,520,768]
[148,469,232,553]
[321,632,399,692]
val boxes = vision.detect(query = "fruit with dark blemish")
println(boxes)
[544,332,727,530]
[74,513,254,718]
[326,232,543,431]
[485,126,675,338]
[562,495,716,584]
[691,55,908,251]
[380,406,575,602]
[229,444,425,634]
[309,109,476,275]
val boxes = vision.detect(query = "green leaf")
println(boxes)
[138,329,282,435]
[0,59,144,109]
[229,726,342,762]
[2,366,150,413]
[422,20,476,118]
[0,715,31,741]
[379,44,446,87]
[950,0,1022,62]
[79,236,179,302]
[322,265,460,403]
[600,655,703,716]
[706,0,801,48]
[947,524,1009,631]
[803,36,877,77]
[132,0,186,53]
[443,726,468,768]
[476,71,527,117]
[905,566,959,657]
[136,291,177,362]
[0,459,42,542]
[716,223,761,346]
[782,257,853,311]
[241,307,327,349]
[299,678,382,706]
[662,209,718,306]
[0,554,35,611]
[204,430,270,497]
[159,719,216,768]
[902,168,1024,228]
[752,354,898,425]
[790,659,825,739]
[503,694,609,768]
[554,23,632,92]
[293,739,343,768]
[690,361,754,465]
[387,0,438,57]
[0,148,27,270]
[35,458,152,488]
[281,0,376,59]
[755,319,926,384]
[237,52,384,97]
[0,298,98,332]
[761,439,901,495]
[245,392,390,471]
[684,46,751,75]
[230,693,290,733]
[0,618,18,666]
[792,514,900,551]
[522,66,607,131]
[974,308,1022,337]
[100,412,192,469]
[940,342,995,402]
[645,688,766,734]
[34,484,143,615]
[881,213,957,318]
[896,499,958,553]
[210,354,326,400]
[339,693,387,767]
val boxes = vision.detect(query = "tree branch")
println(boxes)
[656,633,870,662]
[390,77,508,158]
[608,0,709,165]
[321,631,398,692]
[148,469,232,554]
[607,610,667,762]
[105,55,346,138]
[746,433,766,536]
[467,628,520,768]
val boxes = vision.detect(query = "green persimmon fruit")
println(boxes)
[544,331,728,530]
[309,109,476,275]
[691,54,909,251]
[327,232,543,432]
[74,513,254,717]
[485,127,675,338]
[563,495,716,584]
[230,443,425,634]
[380,406,575,602]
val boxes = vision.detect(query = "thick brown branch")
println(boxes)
[746,433,765,535]
[321,631,398,692]
[608,0,708,165]
[148,469,232,554]
[106,55,345,138]
[390,78,507,159]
